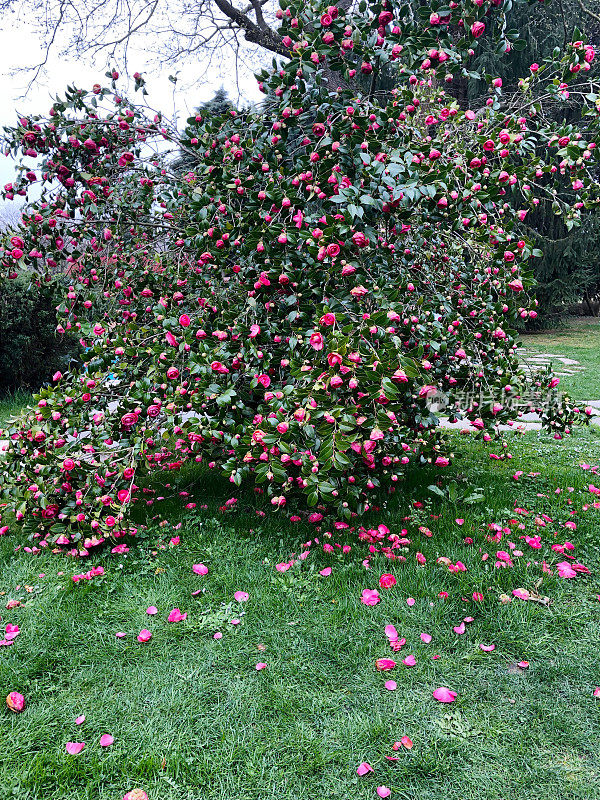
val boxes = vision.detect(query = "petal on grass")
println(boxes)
[433,687,457,703]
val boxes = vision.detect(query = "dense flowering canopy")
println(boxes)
[1,0,599,550]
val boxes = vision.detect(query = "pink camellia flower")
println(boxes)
[193,563,208,575]
[168,608,187,622]
[376,658,396,671]
[234,591,249,602]
[433,687,457,703]
[121,412,139,428]
[256,373,270,388]
[123,791,149,800]
[379,573,397,589]
[179,314,191,327]
[471,21,485,37]
[6,691,25,712]
[65,742,86,755]
[100,734,115,747]
[361,588,381,606]
[137,629,152,642]
[352,231,368,248]
[310,332,324,350]
[356,762,374,776]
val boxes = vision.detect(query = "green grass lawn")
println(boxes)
[0,390,32,429]
[2,426,600,800]
[520,317,600,402]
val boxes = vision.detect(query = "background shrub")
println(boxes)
[0,277,79,395]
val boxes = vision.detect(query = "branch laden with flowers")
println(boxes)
[1,0,599,551]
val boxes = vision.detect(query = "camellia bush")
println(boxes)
[1,0,599,551]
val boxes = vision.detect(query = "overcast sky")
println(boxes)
[0,13,263,204]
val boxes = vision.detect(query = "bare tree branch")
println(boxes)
[577,0,600,24]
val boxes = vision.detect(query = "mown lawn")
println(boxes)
[2,426,600,800]
[520,317,600,402]
[0,390,32,429]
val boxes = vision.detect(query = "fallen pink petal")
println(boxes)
[75,715,85,725]
[146,606,158,615]
[384,624,398,641]
[100,734,114,747]
[377,787,392,798]
[167,608,187,623]
[255,662,267,670]
[480,644,496,652]
[192,563,208,575]
[65,742,85,755]
[433,687,457,703]
[137,629,152,643]
[234,591,249,602]
[384,680,397,691]
[402,655,416,667]
[356,762,374,776]
[420,633,432,644]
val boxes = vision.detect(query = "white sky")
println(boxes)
[0,15,263,198]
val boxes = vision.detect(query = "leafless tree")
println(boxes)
[0,0,358,91]
[2,0,599,94]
